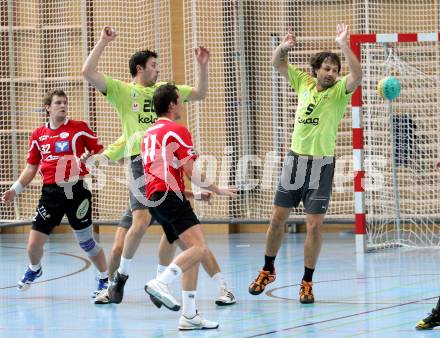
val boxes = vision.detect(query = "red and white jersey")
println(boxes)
[27,118,103,184]
[142,118,198,199]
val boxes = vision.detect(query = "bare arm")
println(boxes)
[335,23,362,93]
[188,47,210,101]
[272,30,296,80]
[1,164,39,203]
[81,26,118,94]
[182,159,237,197]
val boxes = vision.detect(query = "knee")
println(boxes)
[306,222,321,236]
[271,213,286,228]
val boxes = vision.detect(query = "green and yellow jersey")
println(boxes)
[103,134,126,162]
[287,64,352,156]
[103,76,192,157]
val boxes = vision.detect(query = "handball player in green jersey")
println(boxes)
[249,24,362,304]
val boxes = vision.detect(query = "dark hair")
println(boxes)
[43,89,67,115]
[153,83,179,117]
[129,50,158,77]
[309,52,341,77]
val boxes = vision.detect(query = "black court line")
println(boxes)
[245,295,439,337]
[245,274,440,337]
[0,245,91,290]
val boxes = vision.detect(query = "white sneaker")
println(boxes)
[178,312,219,330]
[94,288,112,304]
[144,279,180,311]
[215,287,236,306]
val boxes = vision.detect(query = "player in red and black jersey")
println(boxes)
[142,83,237,330]
[1,89,109,296]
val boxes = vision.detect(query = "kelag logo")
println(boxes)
[298,117,320,126]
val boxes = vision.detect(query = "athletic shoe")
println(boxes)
[91,277,109,298]
[108,271,128,304]
[215,287,236,305]
[94,288,112,304]
[178,311,219,330]
[17,267,42,291]
[248,269,276,295]
[150,295,163,308]
[144,278,180,311]
[416,308,440,330]
[299,280,314,304]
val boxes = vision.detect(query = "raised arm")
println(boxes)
[182,159,237,198]
[272,30,296,80]
[81,26,118,94]
[1,164,39,203]
[335,23,362,93]
[188,47,210,101]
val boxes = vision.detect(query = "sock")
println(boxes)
[157,263,182,285]
[212,272,227,290]
[118,257,132,276]
[435,297,440,312]
[263,255,276,273]
[156,264,168,278]
[182,290,197,318]
[98,271,109,280]
[302,266,315,282]
[29,263,41,272]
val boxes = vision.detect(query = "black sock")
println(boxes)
[302,266,315,282]
[435,297,440,312]
[263,255,276,273]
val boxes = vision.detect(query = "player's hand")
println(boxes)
[217,187,238,198]
[335,23,349,47]
[280,29,296,52]
[80,150,94,164]
[199,191,212,202]
[100,26,118,43]
[195,46,210,66]
[1,189,16,204]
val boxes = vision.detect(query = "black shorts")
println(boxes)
[274,150,335,214]
[148,192,200,244]
[32,181,93,235]
[127,154,149,211]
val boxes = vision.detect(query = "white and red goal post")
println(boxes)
[350,32,440,253]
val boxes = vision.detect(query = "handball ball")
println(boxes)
[377,76,401,101]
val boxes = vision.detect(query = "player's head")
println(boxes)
[310,52,341,89]
[129,50,159,85]
[43,89,68,122]
[153,83,182,120]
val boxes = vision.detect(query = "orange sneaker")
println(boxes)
[299,280,314,304]
[248,269,276,295]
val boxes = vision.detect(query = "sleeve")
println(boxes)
[103,75,129,111]
[336,75,354,98]
[176,84,193,103]
[287,64,311,92]
[26,130,41,165]
[81,122,104,154]
[174,126,198,162]
[103,134,126,162]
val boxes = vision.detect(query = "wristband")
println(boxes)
[11,181,24,195]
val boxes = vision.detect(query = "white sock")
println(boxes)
[98,271,109,280]
[182,290,197,318]
[118,257,131,276]
[157,263,182,285]
[212,272,227,290]
[29,263,41,272]
[156,264,168,278]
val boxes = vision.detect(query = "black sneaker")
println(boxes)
[108,271,128,304]
[416,308,440,330]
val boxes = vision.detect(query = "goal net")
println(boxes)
[358,39,440,249]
